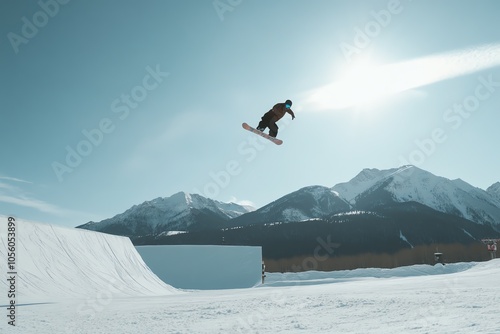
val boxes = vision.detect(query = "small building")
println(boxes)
[434,252,444,264]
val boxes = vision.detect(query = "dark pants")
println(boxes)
[257,111,279,137]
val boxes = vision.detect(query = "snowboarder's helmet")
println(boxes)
[285,100,292,108]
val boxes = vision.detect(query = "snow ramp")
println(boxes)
[0,218,176,304]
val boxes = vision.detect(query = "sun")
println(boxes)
[302,43,500,112]
[334,59,395,108]
[303,58,398,111]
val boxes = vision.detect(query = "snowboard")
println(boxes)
[242,123,283,145]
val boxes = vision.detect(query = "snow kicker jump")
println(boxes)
[0,218,176,304]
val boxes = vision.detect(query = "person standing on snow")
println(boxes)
[256,99,295,138]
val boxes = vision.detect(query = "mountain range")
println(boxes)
[334,165,500,227]
[79,192,254,236]
[77,165,500,259]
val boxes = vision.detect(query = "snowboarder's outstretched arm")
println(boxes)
[287,109,295,120]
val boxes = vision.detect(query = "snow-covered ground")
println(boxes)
[1,218,500,333]
[3,260,500,334]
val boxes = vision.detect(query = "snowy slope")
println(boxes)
[334,165,500,228]
[0,218,176,304]
[4,258,500,333]
[1,215,499,333]
[78,191,254,236]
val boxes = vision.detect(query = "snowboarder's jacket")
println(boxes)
[269,103,295,122]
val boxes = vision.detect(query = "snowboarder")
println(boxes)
[256,100,295,138]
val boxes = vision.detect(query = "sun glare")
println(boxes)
[305,59,393,110]
[336,59,390,107]
[302,43,500,112]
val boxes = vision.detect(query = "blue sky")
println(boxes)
[1,0,500,228]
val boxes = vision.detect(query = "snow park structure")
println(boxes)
[0,217,177,307]
[0,217,262,302]
[136,245,263,289]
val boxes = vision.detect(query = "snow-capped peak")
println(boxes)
[77,191,253,235]
[333,165,500,227]
[487,182,500,202]
[332,166,401,202]
[231,185,351,227]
